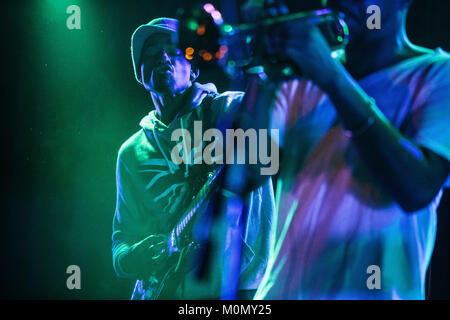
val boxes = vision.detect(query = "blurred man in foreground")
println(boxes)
[255,0,450,299]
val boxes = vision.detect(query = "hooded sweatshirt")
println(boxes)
[112,82,275,299]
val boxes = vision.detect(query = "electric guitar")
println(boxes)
[131,165,225,300]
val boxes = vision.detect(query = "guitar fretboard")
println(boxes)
[169,166,224,250]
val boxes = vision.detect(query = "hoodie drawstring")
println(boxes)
[152,126,175,175]
[180,118,189,178]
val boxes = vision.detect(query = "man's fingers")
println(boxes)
[151,248,167,260]
[141,234,166,244]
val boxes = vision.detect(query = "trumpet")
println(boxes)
[177,3,349,78]
[224,8,349,77]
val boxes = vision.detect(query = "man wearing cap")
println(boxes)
[111,18,275,300]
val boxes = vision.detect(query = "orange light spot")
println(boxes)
[197,25,206,36]
[185,47,194,55]
[203,52,213,61]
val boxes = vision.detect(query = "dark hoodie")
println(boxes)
[112,82,275,299]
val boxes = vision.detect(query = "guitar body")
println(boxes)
[153,241,202,300]
[131,240,201,300]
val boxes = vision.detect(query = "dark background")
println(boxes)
[1,0,449,299]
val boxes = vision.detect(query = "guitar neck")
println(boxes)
[168,165,224,250]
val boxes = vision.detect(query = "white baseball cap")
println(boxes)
[131,17,179,84]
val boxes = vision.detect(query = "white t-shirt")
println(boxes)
[256,48,450,300]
